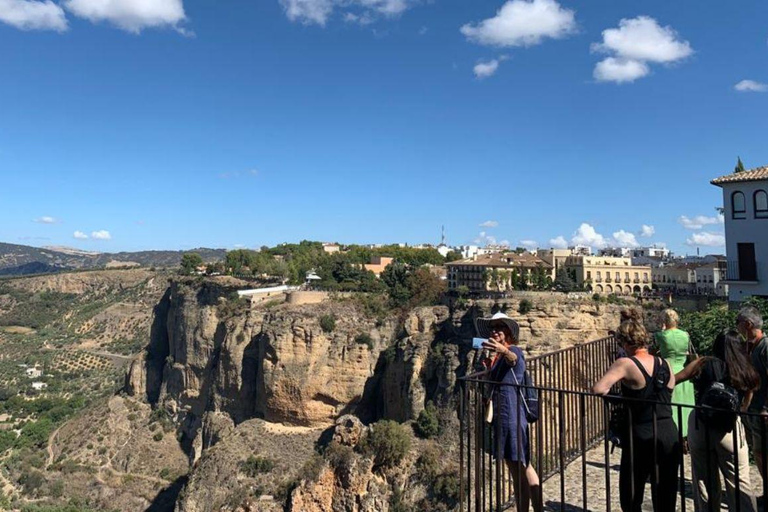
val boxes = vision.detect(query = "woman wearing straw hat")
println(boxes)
[476,311,542,512]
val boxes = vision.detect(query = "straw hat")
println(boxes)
[474,311,520,341]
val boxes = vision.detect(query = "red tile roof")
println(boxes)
[711,166,768,186]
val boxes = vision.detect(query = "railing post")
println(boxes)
[677,405,686,512]
[558,390,565,511]
[460,379,466,509]
[580,393,587,512]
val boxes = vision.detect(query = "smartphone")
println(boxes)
[472,337,486,350]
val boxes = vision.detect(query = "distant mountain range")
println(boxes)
[0,242,227,276]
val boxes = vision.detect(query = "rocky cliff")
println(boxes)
[118,279,644,511]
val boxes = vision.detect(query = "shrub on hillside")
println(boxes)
[414,402,440,439]
[415,443,441,482]
[518,299,533,315]
[240,455,275,477]
[319,314,336,333]
[362,420,411,469]
[355,333,374,349]
[324,441,355,474]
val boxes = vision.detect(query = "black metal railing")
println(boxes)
[726,260,759,282]
[459,336,618,511]
[459,353,768,511]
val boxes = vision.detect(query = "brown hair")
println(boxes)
[709,329,759,393]
[620,308,642,322]
[615,319,650,348]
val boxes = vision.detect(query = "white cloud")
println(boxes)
[686,232,725,247]
[593,57,648,83]
[474,59,500,79]
[73,231,89,240]
[343,11,372,25]
[640,225,655,237]
[34,216,59,224]
[473,231,497,246]
[571,223,607,249]
[64,0,186,33]
[734,80,768,93]
[479,220,498,228]
[91,230,111,240]
[279,0,417,26]
[612,229,639,248]
[549,236,568,249]
[678,215,723,230]
[0,0,67,31]
[520,240,538,250]
[460,0,575,48]
[592,16,692,83]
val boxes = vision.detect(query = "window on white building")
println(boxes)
[732,191,747,220]
[755,190,768,219]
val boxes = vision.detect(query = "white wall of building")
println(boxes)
[720,180,768,302]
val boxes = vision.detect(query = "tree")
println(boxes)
[414,402,440,439]
[180,253,203,275]
[735,157,746,173]
[407,268,446,307]
[445,250,463,262]
[381,261,412,307]
[553,266,576,292]
[490,268,501,292]
[509,270,520,290]
[362,420,411,469]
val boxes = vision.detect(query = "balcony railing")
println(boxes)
[726,260,759,282]
[458,339,768,511]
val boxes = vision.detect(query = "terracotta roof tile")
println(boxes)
[445,252,552,269]
[711,166,768,186]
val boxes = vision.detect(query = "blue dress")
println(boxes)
[490,346,529,464]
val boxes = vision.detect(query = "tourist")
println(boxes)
[675,329,758,512]
[476,311,542,512]
[654,308,695,446]
[593,318,681,512]
[611,309,641,359]
[739,306,768,478]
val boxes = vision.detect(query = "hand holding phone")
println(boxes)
[472,337,486,350]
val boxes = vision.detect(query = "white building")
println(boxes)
[632,246,670,259]
[695,261,729,297]
[571,245,593,256]
[25,367,42,379]
[31,382,47,391]
[599,247,632,257]
[711,166,768,303]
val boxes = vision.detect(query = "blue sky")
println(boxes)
[1,0,767,255]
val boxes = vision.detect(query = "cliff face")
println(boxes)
[123,279,640,511]
[127,282,635,435]
[126,281,412,457]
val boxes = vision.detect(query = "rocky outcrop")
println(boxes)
[127,282,635,435]
[122,279,648,512]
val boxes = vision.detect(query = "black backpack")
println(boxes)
[698,361,740,432]
[512,369,539,423]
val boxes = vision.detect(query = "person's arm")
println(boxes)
[742,390,754,412]
[482,339,518,366]
[593,359,628,395]
[665,359,676,389]
[674,357,705,384]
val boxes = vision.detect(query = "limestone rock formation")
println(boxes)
[119,279,646,512]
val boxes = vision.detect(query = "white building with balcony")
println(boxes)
[711,166,768,303]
